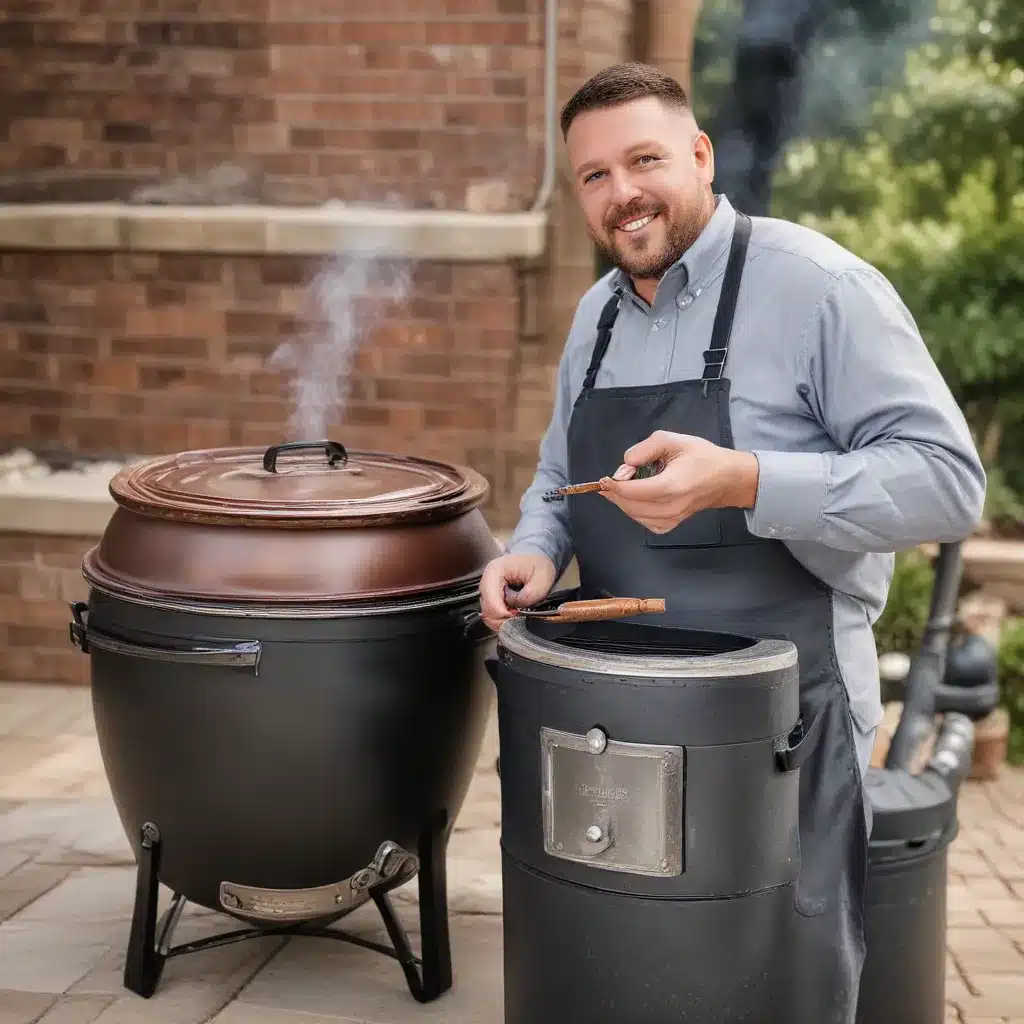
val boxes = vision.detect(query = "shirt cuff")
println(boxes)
[744,450,830,541]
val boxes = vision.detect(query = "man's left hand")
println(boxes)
[599,431,760,534]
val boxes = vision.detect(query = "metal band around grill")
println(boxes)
[498,617,797,678]
[81,558,485,619]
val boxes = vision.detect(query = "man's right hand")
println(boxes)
[479,552,558,632]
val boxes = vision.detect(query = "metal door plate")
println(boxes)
[541,726,684,876]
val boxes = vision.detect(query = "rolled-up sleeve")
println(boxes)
[746,267,987,552]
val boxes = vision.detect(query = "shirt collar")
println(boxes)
[612,193,737,310]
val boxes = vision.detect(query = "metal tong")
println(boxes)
[504,586,665,623]
[542,460,665,503]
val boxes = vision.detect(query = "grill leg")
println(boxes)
[371,815,453,1004]
[124,822,166,998]
[416,816,453,999]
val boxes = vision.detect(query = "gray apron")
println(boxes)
[566,213,869,1022]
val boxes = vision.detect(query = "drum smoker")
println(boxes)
[487,614,808,1022]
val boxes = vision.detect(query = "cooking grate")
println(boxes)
[530,620,758,658]
[554,633,728,657]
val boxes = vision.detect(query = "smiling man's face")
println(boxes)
[567,95,716,293]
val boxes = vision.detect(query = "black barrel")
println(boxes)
[856,720,966,1024]
[489,616,806,1023]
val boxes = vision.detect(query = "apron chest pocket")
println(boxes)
[645,508,723,548]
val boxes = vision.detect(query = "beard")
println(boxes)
[592,195,712,280]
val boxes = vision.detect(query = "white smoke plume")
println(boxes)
[270,207,413,441]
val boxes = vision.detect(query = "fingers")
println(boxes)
[479,563,515,629]
[601,491,686,533]
[600,472,675,501]
[479,554,557,631]
[513,572,552,608]
[622,429,685,469]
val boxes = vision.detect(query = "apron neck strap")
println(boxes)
[582,294,622,391]
[581,212,753,393]
[702,212,752,382]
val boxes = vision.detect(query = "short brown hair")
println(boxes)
[560,62,690,138]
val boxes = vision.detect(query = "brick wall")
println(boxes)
[511,0,638,503]
[0,531,92,685]
[0,0,639,526]
[0,248,541,524]
[0,0,545,210]
[0,0,639,685]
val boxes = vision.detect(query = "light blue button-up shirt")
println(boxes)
[506,195,987,742]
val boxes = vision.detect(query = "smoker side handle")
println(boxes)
[773,709,824,773]
[68,602,262,674]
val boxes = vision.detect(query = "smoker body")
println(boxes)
[76,586,492,918]
[490,617,806,1023]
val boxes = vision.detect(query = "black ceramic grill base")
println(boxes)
[72,585,492,1003]
[78,588,490,911]
[500,852,823,1024]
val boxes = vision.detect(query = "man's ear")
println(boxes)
[694,131,715,184]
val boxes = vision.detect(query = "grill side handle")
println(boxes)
[68,602,262,675]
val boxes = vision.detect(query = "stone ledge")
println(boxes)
[0,492,114,537]
[0,451,122,537]
[0,203,548,260]
[0,492,515,543]
[0,488,115,538]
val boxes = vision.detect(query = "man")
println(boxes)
[479,62,986,1021]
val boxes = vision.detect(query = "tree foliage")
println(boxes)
[694,0,1024,529]
[773,0,1024,527]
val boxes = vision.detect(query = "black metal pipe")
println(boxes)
[710,0,836,215]
[885,542,964,771]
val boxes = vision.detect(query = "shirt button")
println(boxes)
[677,294,693,309]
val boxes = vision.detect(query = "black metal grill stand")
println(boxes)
[123,820,453,1004]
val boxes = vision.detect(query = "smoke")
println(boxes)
[269,207,413,441]
[701,0,937,214]
[797,0,936,140]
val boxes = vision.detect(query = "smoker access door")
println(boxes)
[540,726,684,877]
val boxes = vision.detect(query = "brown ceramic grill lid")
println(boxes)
[110,441,485,527]
[85,441,500,606]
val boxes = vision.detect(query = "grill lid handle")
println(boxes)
[69,602,262,674]
[262,440,348,474]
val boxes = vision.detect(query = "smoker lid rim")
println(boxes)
[80,566,486,620]
[497,617,798,678]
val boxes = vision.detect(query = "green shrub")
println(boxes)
[872,550,937,656]
[997,617,1024,763]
